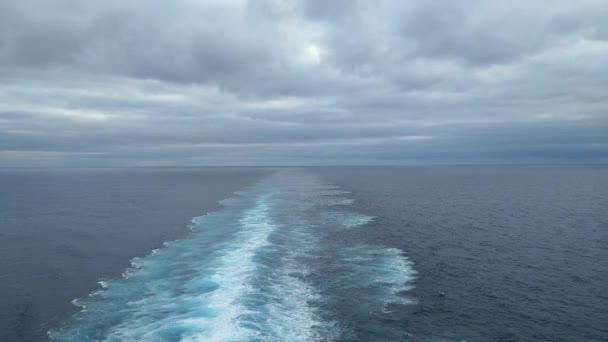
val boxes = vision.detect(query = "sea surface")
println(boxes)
[0,167,271,341]
[1,166,607,341]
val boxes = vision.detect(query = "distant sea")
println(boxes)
[1,166,606,341]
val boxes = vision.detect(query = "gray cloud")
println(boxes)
[0,0,607,166]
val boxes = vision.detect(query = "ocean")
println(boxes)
[1,166,606,341]
[0,168,270,341]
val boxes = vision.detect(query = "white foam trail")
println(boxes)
[188,194,277,341]
[102,193,277,341]
[96,192,325,341]
[51,169,416,342]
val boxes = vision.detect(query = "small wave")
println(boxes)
[335,245,417,309]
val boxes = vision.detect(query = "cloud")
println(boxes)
[0,0,607,166]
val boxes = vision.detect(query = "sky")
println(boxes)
[1,0,607,166]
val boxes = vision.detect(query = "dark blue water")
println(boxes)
[317,166,608,342]
[1,166,607,341]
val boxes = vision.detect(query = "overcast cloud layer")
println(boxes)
[1,0,607,166]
